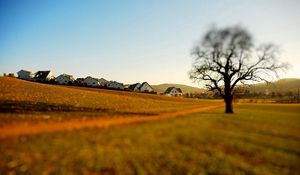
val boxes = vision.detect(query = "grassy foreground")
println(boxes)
[0,104,299,175]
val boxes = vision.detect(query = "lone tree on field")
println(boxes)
[189,26,288,113]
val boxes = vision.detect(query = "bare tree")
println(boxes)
[189,26,288,113]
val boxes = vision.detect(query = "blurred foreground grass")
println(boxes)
[0,104,299,175]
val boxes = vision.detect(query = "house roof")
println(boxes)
[18,69,32,74]
[128,83,140,90]
[176,88,182,93]
[84,76,99,82]
[56,74,75,81]
[164,87,175,93]
[58,74,74,79]
[99,78,108,82]
[140,82,153,89]
[76,78,85,81]
[164,87,182,94]
[34,71,52,80]
[108,81,123,85]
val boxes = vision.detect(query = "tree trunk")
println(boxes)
[224,95,233,113]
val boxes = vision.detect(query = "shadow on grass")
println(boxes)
[0,100,157,116]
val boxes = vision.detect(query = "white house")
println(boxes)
[107,81,124,89]
[56,74,75,85]
[139,82,154,92]
[98,78,109,87]
[34,71,55,82]
[84,76,100,87]
[17,70,35,80]
[164,87,183,96]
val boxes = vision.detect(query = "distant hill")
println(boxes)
[152,84,204,94]
[248,78,300,93]
[152,78,300,94]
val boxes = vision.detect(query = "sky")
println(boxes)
[0,0,299,86]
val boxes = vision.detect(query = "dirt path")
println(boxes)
[0,105,222,138]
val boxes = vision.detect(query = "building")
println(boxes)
[128,83,141,91]
[75,78,86,86]
[84,76,100,87]
[56,74,75,85]
[127,82,154,93]
[98,78,109,87]
[33,71,55,82]
[164,87,183,96]
[17,70,35,80]
[139,82,154,92]
[107,81,124,90]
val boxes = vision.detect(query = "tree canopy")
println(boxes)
[189,26,288,113]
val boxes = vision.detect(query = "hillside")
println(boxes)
[0,77,216,118]
[153,78,300,94]
[249,78,300,93]
[152,83,204,94]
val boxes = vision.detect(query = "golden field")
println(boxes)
[0,77,299,175]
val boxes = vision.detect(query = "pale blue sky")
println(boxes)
[1,0,299,86]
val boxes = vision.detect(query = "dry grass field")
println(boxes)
[0,77,299,175]
[0,77,220,124]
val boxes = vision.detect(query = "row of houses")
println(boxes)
[16,69,183,96]
[17,70,156,93]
